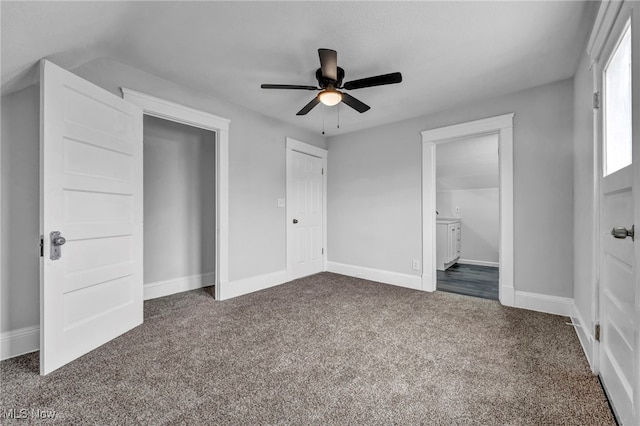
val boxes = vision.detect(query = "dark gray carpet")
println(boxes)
[1,272,614,424]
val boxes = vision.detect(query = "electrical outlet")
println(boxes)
[412,259,420,271]
[277,198,286,208]
[455,206,460,214]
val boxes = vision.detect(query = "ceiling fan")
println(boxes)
[261,48,402,116]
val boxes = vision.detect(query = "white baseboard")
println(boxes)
[327,261,422,291]
[514,290,573,317]
[571,303,596,372]
[0,270,282,359]
[458,259,499,268]
[1,325,39,361]
[437,258,459,271]
[500,285,515,307]
[422,272,435,292]
[218,270,287,300]
[144,272,215,300]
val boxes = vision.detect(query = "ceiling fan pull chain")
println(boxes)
[322,104,325,135]
[337,103,340,129]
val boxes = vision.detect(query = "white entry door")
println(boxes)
[40,60,143,375]
[597,14,637,425]
[287,142,325,280]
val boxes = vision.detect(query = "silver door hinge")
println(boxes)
[322,248,324,255]
[322,168,324,175]
[595,323,601,342]
[593,92,600,109]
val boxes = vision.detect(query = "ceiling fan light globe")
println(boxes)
[319,90,342,106]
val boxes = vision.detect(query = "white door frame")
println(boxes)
[584,0,628,376]
[121,88,230,300]
[586,1,639,422]
[285,137,328,281]
[421,113,515,306]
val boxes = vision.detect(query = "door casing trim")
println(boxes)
[121,88,230,300]
[420,113,515,307]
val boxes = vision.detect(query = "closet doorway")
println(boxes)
[122,88,230,300]
[143,116,216,300]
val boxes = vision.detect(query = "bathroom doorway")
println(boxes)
[435,134,499,300]
[421,114,515,306]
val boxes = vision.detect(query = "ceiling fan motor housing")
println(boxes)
[316,67,345,89]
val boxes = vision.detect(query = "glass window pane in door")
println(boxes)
[604,24,632,176]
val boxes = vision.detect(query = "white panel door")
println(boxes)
[289,150,323,279]
[598,16,637,425]
[40,60,143,375]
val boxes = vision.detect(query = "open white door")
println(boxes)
[40,60,143,375]
[597,12,637,425]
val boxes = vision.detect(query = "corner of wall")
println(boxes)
[218,270,287,300]
[326,261,422,291]
[513,291,573,317]
[571,302,596,372]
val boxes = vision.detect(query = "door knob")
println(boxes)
[50,231,66,260]
[611,225,634,241]
[293,219,298,224]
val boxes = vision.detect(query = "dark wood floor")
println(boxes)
[437,263,499,300]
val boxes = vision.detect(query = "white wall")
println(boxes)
[436,133,499,191]
[1,85,40,332]
[0,58,325,337]
[143,116,215,287]
[437,188,499,265]
[436,133,499,265]
[327,125,422,275]
[328,78,575,298]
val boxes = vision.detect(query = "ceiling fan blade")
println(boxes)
[341,92,370,113]
[296,96,320,115]
[261,84,318,90]
[318,48,338,81]
[343,72,403,90]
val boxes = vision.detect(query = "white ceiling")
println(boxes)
[2,1,593,137]
[436,133,499,191]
